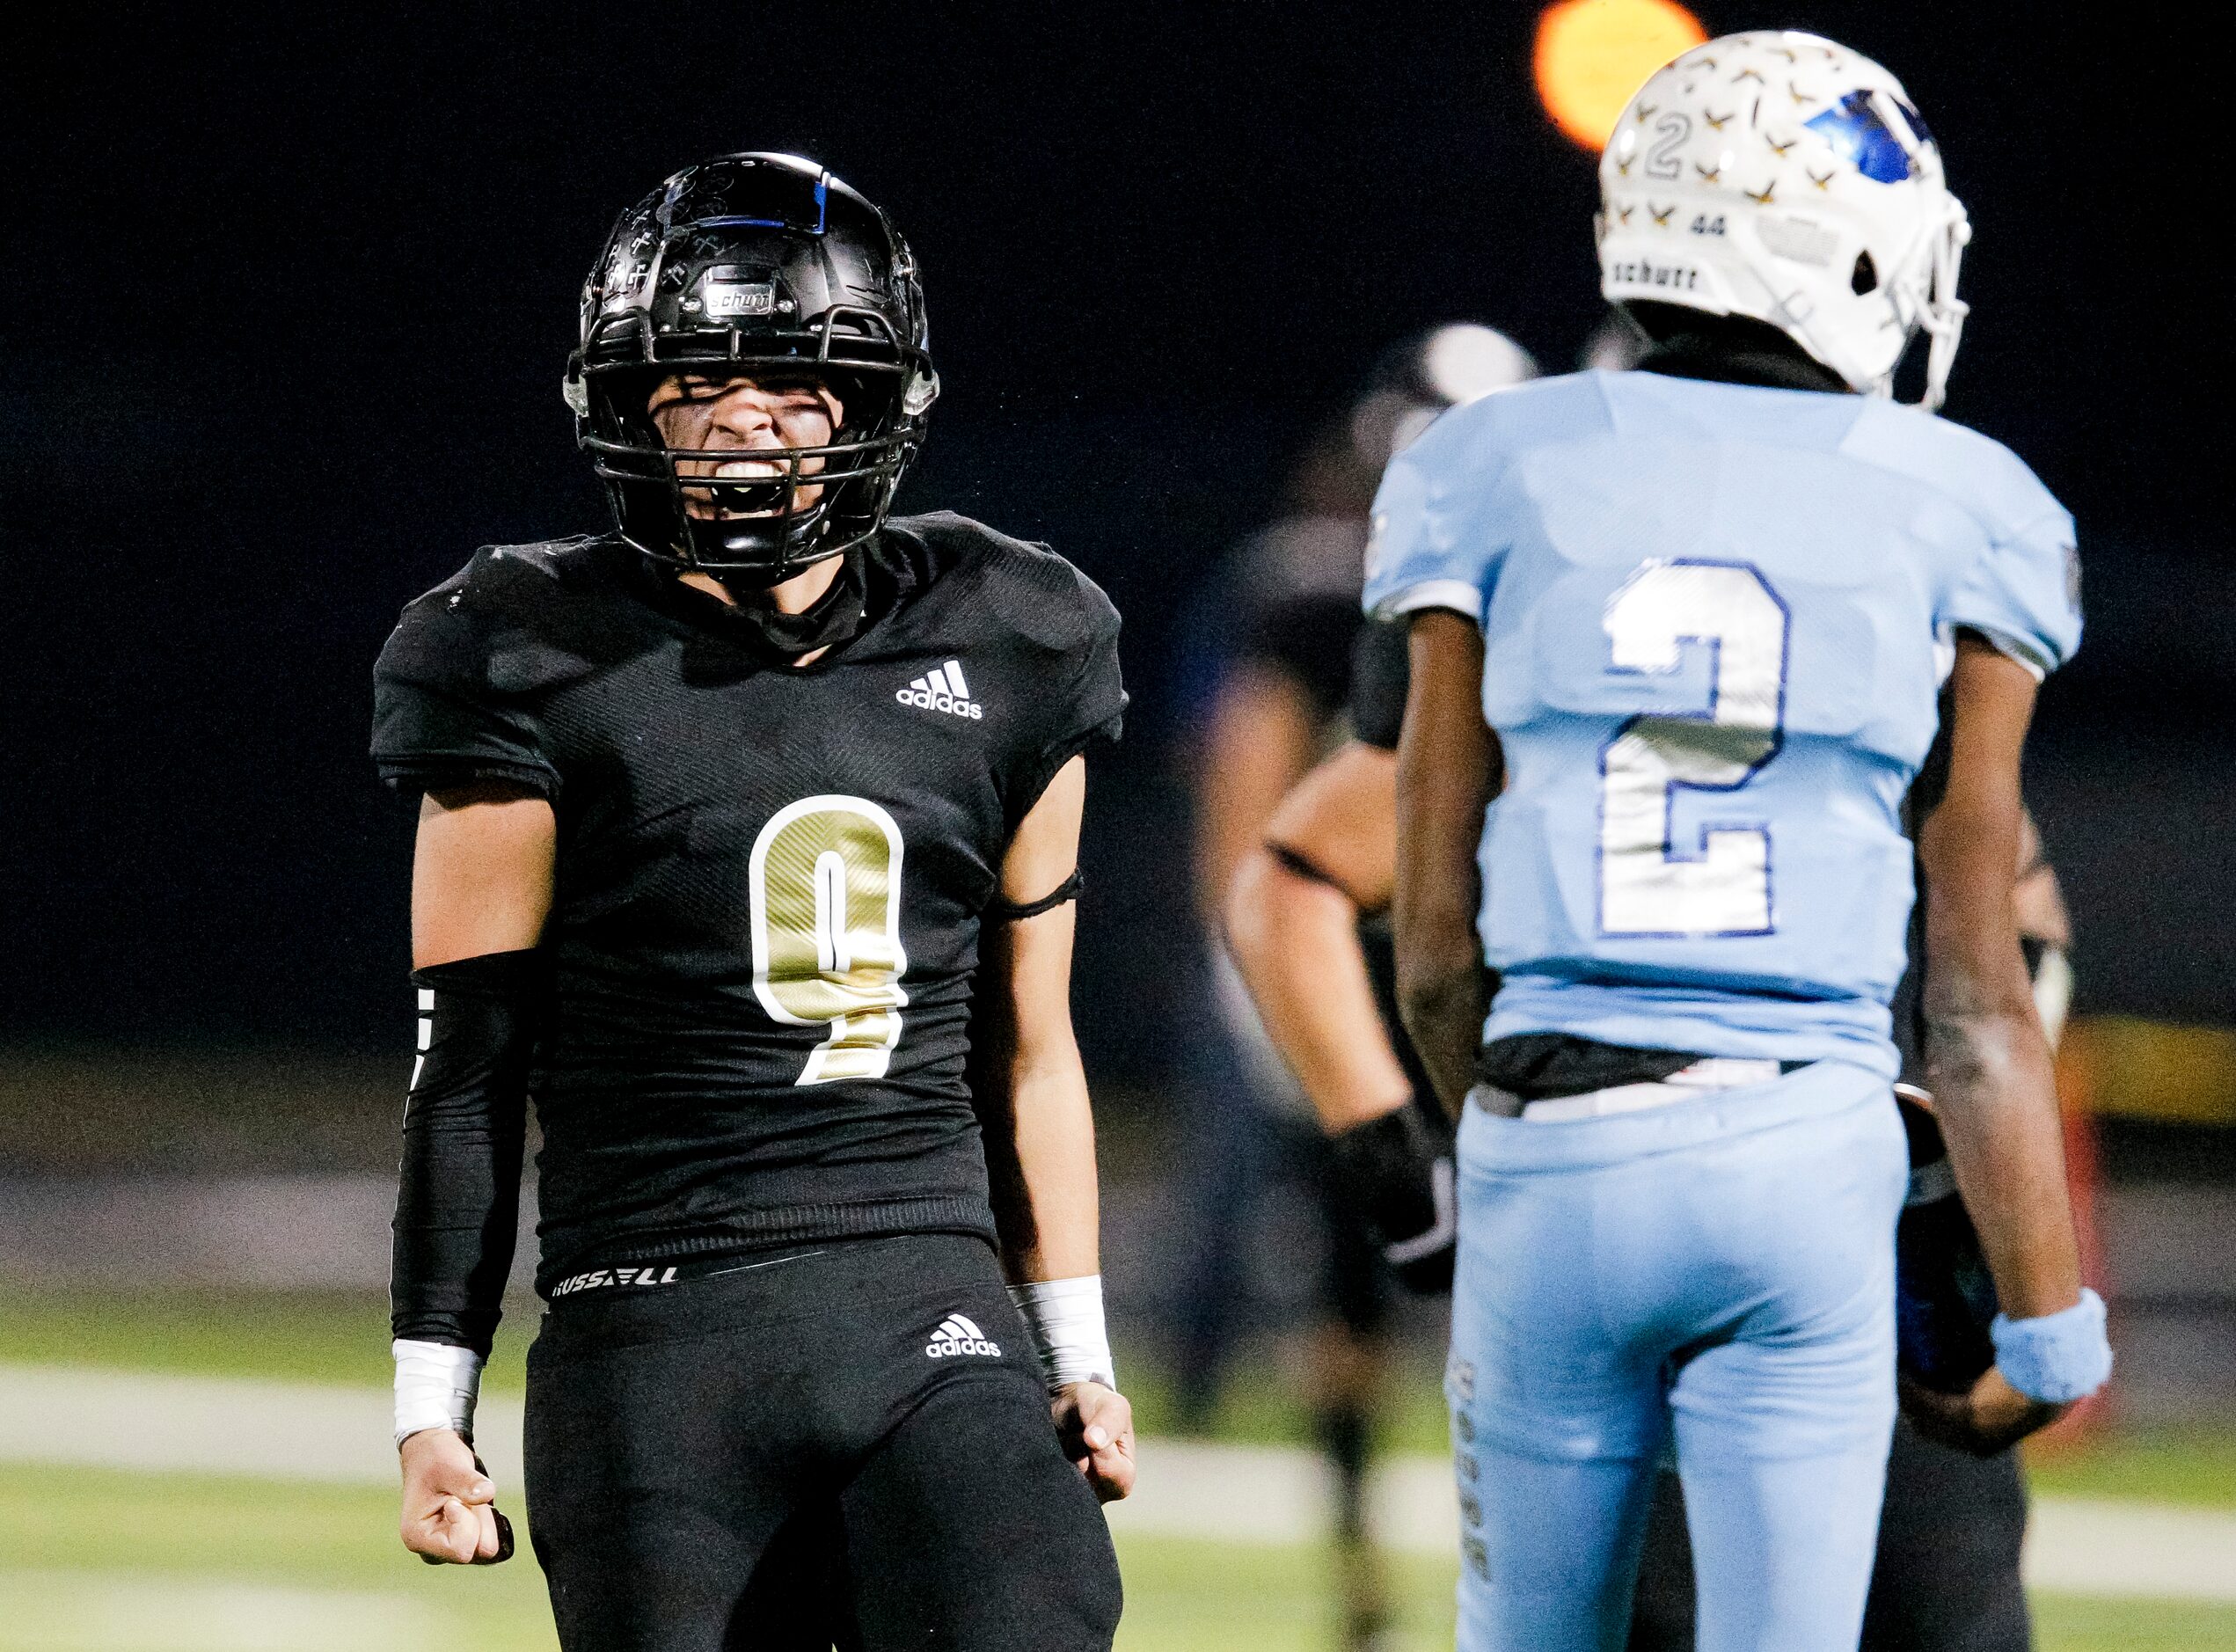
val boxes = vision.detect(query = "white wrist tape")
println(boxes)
[393,1338,484,1447]
[1006,1276,1115,1393]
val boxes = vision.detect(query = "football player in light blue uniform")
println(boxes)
[1366,33,2112,1652]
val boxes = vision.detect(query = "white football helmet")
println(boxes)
[1597,31,1969,408]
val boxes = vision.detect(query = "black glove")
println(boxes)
[1894,1091,1999,1394]
[1327,1104,1458,1295]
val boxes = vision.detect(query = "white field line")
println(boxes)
[4,1363,2232,1602]
[0,1570,457,1651]
[0,1363,528,1494]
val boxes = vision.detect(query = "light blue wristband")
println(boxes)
[1990,1288,2113,1404]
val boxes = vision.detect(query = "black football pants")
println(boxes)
[521,1233,1122,1651]
[1627,1414,2031,1650]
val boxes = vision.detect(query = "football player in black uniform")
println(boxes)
[1182,325,1530,1649]
[1223,621,1457,1298]
[1231,616,2076,1652]
[372,153,1130,1651]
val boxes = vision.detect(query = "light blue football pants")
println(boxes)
[1448,1060,1908,1652]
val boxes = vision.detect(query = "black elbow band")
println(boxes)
[391,949,546,1356]
[1266,841,1345,891]
[988,868,1082,921]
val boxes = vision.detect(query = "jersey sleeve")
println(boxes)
[371,563,561,800]
[1348,618,1410,751]
[1003,568,1127,827]
[1941,504,2083,680]
[1359,406,1504,623]
[1233,590,1360,723]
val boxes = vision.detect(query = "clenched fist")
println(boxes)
[1898,1366,2069,1459]
[399,1427,515,1565]
[1053,1381,1136,1504]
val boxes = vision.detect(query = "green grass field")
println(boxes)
[4,1465,2232,1651]
[9,1465,2236,1652]
[4,1285,2234,1648]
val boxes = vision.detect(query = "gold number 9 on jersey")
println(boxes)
[749,796,910,1085]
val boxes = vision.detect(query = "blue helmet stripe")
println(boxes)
[1806,91,1919,185]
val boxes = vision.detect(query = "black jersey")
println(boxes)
[1213,517,1371,727]
[1348,617,1409,753]
[372,514,1125,1291]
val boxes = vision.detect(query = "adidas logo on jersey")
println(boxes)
[924,1312,1001,1359]
[897,660,983,720]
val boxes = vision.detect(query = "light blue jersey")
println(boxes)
[1363,369,2079,1078]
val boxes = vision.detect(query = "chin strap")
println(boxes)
[721,548,869,660]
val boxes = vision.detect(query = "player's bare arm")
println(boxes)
[1227,739,1458,1290]
[1225,741,1407,1132]
[975,754,1135,1502]
[1193,662,1322,919]
[2013,811,2072,953]
[395,779,553,1565]
[410,784,556,970]
[1392,610,1500,1119]
[1907,636,2090,1455]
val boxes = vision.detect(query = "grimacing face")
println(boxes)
[646,372,846,519]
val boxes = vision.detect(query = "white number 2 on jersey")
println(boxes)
[1597,560,1788,937]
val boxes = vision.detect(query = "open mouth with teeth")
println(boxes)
[677,455,822,520]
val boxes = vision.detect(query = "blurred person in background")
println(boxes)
[1173,323,1533,1648]
[371,153,1131,1650]
[1372,32,2111,1648]
[1579,310,1651,375]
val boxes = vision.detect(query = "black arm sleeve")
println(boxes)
[391,949,546,1355]
[1348,618,1411,751]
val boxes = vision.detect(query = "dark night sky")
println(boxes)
[4,4,2228,1060]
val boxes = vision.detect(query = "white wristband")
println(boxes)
[393,1338,484,1447]
[1006,1276,1116,1393]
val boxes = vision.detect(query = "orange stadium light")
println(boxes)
[1534,0,1709,152]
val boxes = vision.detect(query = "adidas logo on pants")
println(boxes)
[924,1312,1001,1358]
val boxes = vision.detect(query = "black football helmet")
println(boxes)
[566,153,939,581]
